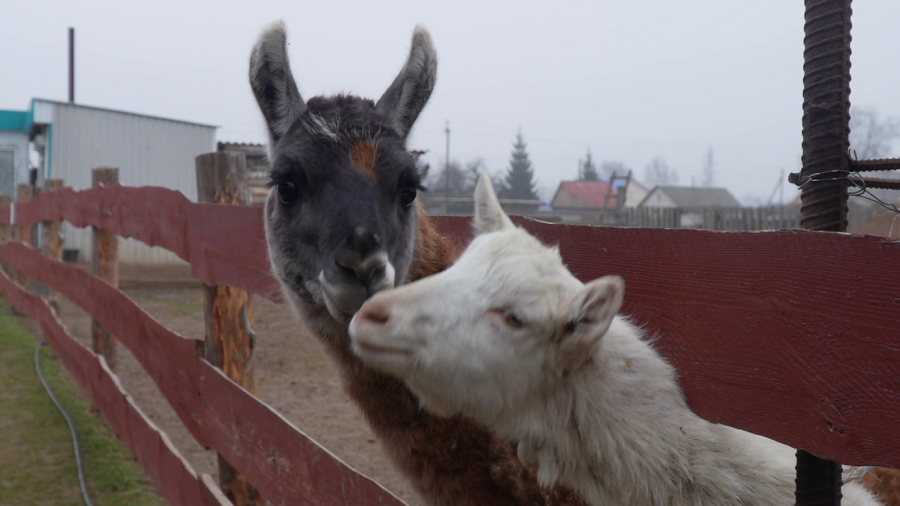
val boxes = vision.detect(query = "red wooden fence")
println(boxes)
[2,184,899,506]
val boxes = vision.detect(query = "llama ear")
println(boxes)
[555,276,625,373]
[249,21,307,147]
[474,172,514,235]
[375,26,437,141]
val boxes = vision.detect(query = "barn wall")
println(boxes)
[47,101,215,264]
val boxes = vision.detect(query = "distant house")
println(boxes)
[639,185,742,228]
[551,172,648,211]
[551,180,620,210]
[0,98,216,263]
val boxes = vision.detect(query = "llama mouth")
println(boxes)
[319,269,396,324]
[321,291,356,324]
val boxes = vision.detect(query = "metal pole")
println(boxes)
[799,0,852,232]
[795,1,852,505]
[68,28,75,103]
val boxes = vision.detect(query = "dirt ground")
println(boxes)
[56,263,422,505]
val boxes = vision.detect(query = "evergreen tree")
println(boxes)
[578,149,599,181]
[505,131,539,200]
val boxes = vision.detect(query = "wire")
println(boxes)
[34,339,95,506]
[795,169,900,217]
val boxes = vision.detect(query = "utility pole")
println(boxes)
[444,120,450,195]
[444,121,450,169]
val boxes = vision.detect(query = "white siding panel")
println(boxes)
[49,101,215,264]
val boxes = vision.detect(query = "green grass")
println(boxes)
[0,301,165,506]
[171,299,203,315]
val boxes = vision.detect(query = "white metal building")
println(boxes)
[0,99,216,264]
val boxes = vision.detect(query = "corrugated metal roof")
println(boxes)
[32,98,218,128]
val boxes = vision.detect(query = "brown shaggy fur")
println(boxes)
[862,467,900,506]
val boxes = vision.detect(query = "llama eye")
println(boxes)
[399,184,419,207]
[504,312,526,329]
[276,180,298,204]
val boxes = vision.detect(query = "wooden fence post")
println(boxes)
[14,184,34,287]
[42,179,65,312]
[92,168,119,372]
[195,152,263,506]
[0,194,10,275]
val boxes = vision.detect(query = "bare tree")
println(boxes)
[465,158,509,197]
[426,160,471,198]
[700,147,715,186]
[644,156,679,186]
[849,107,900,206]
[424,157,509,200]
[850,107,900,160]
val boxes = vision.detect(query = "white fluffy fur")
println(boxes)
[350,173,882,506]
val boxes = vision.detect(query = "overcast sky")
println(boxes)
[3,1,899,204]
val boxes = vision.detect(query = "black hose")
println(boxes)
[34,339,95,506]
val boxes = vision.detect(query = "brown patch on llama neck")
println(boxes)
[349,142,378,185]
[407,201,461,282]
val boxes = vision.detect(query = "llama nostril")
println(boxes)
[357,299,391,326]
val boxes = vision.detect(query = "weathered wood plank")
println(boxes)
[2,185,280,300]
[40,179,64,312]
[91,168,120,371]
[186,203,277,300]
[0,241,409,506]
[9,185,193,259]
[0,267,230,506]
[0,193,11,276]
[14,184,33,287]
[196,151,263,506]
[433,216,900,467]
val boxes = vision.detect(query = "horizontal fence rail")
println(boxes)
[1,184,280,300]
[0,240,409,506]
[0,263,231,506]
[1,184,899,505]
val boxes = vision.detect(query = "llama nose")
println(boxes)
[356,298,391,326]
[335,227,387,285]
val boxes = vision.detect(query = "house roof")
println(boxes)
[641,186,741,208]
[553,181,619,208]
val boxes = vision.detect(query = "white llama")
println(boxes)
[348,173,882,506]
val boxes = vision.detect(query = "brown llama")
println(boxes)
[249,21,588,506]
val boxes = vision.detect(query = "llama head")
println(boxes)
[349,173,625,425]
[250,22,437,328]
